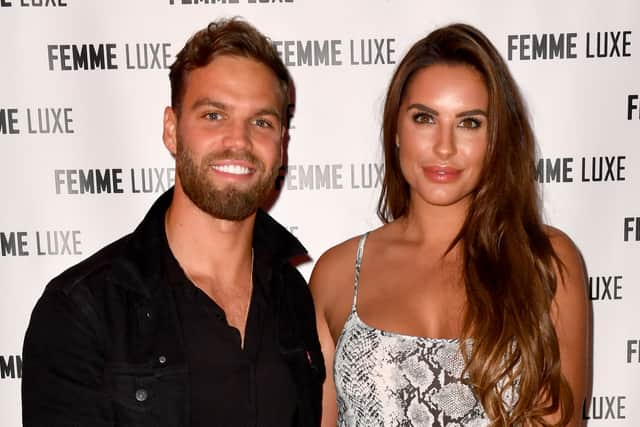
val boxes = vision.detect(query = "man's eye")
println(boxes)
[254,118,273,128]
[458,118,481,129]
[413,112,435,124]
[204,112,222,121]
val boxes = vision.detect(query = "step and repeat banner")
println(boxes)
[0,0,638,425]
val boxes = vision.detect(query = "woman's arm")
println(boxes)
[309,250,341,427]
[309,238,360,427]
[546,228,589,427]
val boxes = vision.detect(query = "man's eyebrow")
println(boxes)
[190,98,226,111]
[255,107,282,123]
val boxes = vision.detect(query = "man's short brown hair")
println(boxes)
[169,18,290,115]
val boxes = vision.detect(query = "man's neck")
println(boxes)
[164,186,256,287]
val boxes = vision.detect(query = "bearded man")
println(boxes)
[22,18,324,427]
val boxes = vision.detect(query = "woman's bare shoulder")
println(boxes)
[542,224,587,305]
[309,227,384,307]
[543,226,585,278]
[315,235,362,273]
[310,235,362,297]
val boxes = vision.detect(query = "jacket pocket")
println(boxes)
[281,346,325,426]
[105,363,188,427]
[281,347,325,384]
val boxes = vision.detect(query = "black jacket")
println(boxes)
[22,189,325,427]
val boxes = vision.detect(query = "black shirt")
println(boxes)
[165,229,297,427]
[22,189,324,427]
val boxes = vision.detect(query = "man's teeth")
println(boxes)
[212,164,251,175]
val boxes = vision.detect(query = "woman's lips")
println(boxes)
[422,165,462,183]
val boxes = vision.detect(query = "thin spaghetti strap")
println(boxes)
[351,232,369,313]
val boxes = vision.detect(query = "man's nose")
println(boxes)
[223,119,251,150]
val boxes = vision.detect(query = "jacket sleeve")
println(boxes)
[280,264,326,427]
[22,285,113,427]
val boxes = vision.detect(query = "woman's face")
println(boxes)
[396,63,489,211]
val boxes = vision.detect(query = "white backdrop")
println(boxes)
[1,0,638,425]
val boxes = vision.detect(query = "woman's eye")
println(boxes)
[413,112,435,124]
[459,117,481,129]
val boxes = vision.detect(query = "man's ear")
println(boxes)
[279,125,287,165]
[163,106,178,157]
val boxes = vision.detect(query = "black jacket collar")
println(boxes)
[113,187,306,297]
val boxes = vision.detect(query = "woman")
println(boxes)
[310,23,587,426]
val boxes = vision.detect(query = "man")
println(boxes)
[22,18,324,427]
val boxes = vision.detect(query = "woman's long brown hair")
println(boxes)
[377,23,573,426]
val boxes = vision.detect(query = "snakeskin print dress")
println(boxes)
[334,233,491,427]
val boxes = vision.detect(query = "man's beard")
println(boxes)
[176,140,279,221]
